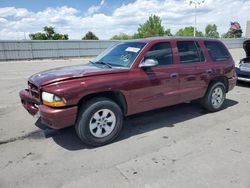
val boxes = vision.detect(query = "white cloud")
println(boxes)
[0,7,31,18]
[86,0,105,16]
[0,0,249,40]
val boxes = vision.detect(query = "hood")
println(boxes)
[29,63,128,86]
[243,39,250,57]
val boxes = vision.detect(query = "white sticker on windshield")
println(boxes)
[125,47,140,53]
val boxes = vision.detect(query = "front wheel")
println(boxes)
[75,98,123,146]
[201,82,226,112]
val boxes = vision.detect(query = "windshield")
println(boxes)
[92,42,146,68]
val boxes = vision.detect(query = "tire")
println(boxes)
[201,82,226,112]
[75,97,123,146]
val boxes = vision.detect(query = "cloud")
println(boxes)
[86,0,105,16]
[0,0,249,40]
[0,7,31,18]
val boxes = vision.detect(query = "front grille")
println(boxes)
[28,81,40,100]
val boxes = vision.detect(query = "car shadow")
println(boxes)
[236,81,250,88]
[35,99,238,151]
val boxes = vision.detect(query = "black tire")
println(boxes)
[201,82,226,112]
[75,97,123,146]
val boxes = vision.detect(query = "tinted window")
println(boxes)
[145,42,173,65]
[177,41,205,64]
[204,41,230,61]
[196,42,205,62]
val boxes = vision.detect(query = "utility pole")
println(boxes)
[189,0,205,37]
[23,32,27,40]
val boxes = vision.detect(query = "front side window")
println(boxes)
[93,42,146,68]
[204,41,230,61]
[144,42,173,66]
[177,41,205,64]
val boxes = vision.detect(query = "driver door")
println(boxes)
[129,42,180,114]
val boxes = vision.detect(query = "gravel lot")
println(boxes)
[0,49,250,188]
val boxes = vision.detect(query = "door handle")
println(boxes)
[170,73,178,78]
[206,69,213,74]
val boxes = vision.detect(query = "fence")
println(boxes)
[0,38,245,61]
[0,40,118,61]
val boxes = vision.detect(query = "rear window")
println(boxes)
[204,41,230,61]
[177,41,205,64]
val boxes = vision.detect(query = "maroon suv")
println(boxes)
[20,37,237,146]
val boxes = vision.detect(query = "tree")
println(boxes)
[165,29,173,36]
[175,26,204,37]
[111,33,133,40]
[111,15,172,39]
[29,32,47,40]
[43,26,55,39]
[205,24,219,38]
[29,26,68,40]
[222,22,242,38]
[82,31,99,40]
[136,15,165,38]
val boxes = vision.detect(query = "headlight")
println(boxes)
[42,92,66,107]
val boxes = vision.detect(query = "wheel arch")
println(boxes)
[207,76,229,93]
[77,91,128,116]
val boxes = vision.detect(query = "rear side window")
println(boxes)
[204,41,230,61]
[177,41,205,64]
[145,42,173,66]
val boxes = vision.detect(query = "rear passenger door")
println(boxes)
[177,41,209,102]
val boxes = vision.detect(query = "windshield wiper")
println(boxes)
[90,61,113,68]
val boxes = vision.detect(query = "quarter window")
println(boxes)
[204,41,230,61]
[177,41,205,64]
[145,42,173,65]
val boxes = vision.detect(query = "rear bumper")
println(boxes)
[228,76,237,91]
[19,89,78,129]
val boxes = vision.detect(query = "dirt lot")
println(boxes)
[0,49,250,188]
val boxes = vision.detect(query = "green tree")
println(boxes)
[111,33,133,40]
[175,26,204,37]
[132,33,141,39]
[205,24,219,38]
[43,26,55,39]
[136,15,165,38]
[82,31,99,40]
[29,32,47,40]
[165,29,173,36]
[29,26,68,40]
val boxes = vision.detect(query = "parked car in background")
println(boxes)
[20,37,237,146]
[235,39,250,82]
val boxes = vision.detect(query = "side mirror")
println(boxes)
[139,58,159,68]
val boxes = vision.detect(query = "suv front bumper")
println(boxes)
[19,89,77,129]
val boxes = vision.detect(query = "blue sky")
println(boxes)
[0,0,134,15]
[0,0,249,40]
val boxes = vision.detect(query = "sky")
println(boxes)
[0,0,249,40]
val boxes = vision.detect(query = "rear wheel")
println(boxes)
[75,98,123,146]
[201,82,226,112]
